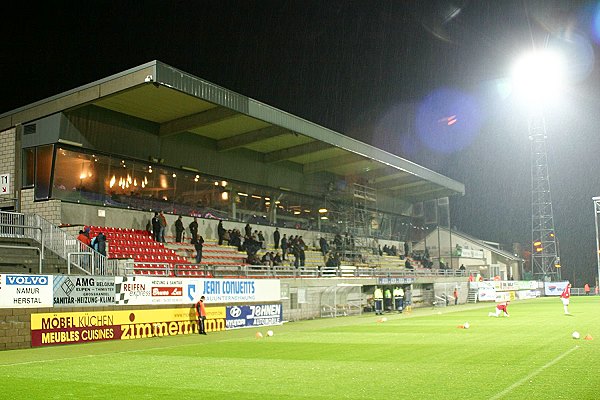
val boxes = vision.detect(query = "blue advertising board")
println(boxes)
[226,304,282,329]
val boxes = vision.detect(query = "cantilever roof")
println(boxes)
[0,60,464,202]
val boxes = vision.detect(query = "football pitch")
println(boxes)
[1,296,598,399]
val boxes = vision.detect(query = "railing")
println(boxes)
[0,211,118,275]
[124,261,171,276]
[89,254,470,279]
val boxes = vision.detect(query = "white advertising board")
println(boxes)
[0,274,53,308]
[114,276,281,305]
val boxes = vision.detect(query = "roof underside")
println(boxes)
[1,60,464,203]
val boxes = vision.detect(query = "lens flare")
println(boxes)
[416,88,482,154]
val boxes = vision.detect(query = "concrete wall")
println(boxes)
[20,189,61,226]
[0,128,16,209]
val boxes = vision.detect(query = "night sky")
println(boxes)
[3,1,600,285]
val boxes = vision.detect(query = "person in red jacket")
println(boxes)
[560,283,571,315]
[77,229,90,246]
[195,296,207,335]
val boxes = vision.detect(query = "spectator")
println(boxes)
[189,217,198,244]
[334,234,342,250]
[326,252,341,269]
[273,252,282,266]
[295,236,306,268]
[258,231,265,248]
[280,234,288,260]
[319,236,329,257]
[453,288,459,305]
[243,235,261,258]
[217,220,225,245]
[223,229,231,245]
[77,229,91,268]
[77,229,91,247]
[244,223,252,237]
[261,251,273,267]
[93,231,107,256]
[194,235,205,264]
[159,211,167,242]
[273,228,281,249]
[229,229,242,250]
[175,215,184,243]
[584,283,590,295]
[151,212,161,242]
[247,253,262,266]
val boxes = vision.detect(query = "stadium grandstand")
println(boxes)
[0,60,528,350]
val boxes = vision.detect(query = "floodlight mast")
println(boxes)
[512,48,563,281]
[529,113,560,281]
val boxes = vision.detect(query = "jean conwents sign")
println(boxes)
[114,276,280,305]
[0,274,53,308]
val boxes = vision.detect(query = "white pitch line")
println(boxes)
[488,345,579,400]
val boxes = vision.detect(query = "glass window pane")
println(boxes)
[34,145,54,201]
[22,148,35,188]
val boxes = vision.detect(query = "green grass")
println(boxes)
[1,297,599,399]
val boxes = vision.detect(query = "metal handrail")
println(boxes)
[0,211,118,275]
[0,224,44,259]
[67,252,95,275]
[126,261,171,276]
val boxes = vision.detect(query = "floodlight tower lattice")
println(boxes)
[529,112,560,280]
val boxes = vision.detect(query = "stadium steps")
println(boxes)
[0,236,69,274]
[467,289,478,303]
[166,241,248,267]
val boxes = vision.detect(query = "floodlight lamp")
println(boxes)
[511,49,565,103]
